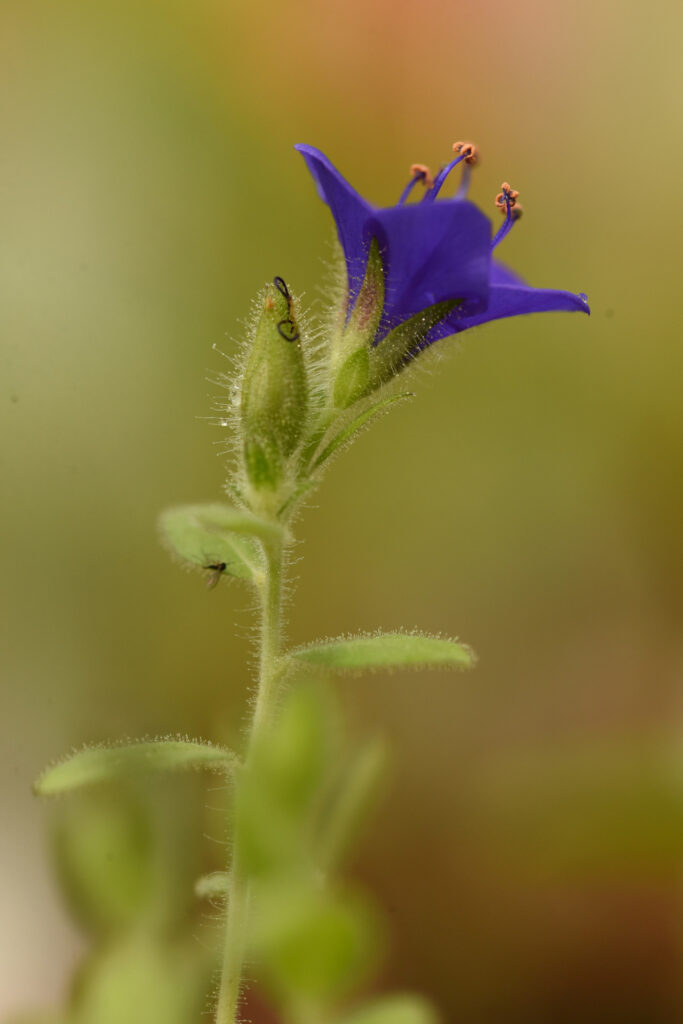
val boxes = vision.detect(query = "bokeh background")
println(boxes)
[2,0,683,1020]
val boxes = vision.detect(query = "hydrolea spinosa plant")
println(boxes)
[33,141,589,1024]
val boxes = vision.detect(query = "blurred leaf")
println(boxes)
[251,881,379,1004]
[292,632,475,672]
[53,789,152,936]
[35,740,236,796]
[315,737,389,872]
[312,392,413,469]
[159,503,276,581]
[72,936,211,1024]
[237,683,336,877]
[194,871,229,900]
[4,1014,71,1024]
[339,994,440,1024]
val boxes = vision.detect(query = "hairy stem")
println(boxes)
[215,535,285,1024]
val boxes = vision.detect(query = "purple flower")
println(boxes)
[295,143,491,341]
[295,143,589,354]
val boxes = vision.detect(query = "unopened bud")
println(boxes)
[240,277,308,491]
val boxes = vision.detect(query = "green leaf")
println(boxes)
[251,881,379,1003]
[291,631,476,673]
[35,740,237,796]
[339,994,440,1024]
[315,737,388,873]
[237,683,336,878]
[194,871,230,900]
[73,935,211,1024]
[311,392,413,470]
[159,502,281,582]
[53,789,153,936]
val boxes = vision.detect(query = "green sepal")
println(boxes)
[333,346,370,409]
[338,995,440,1024]
[34,740,237,796]
[240,280,309,490]
[369,299,460,388]
[345,237,385,340]
[291,631,476,673]
[311,392,413,470]
[194,871,230,900]
[159,503,279,583]
[330,239,384,408]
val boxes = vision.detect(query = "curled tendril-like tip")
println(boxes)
[452,140,480,165]
[409,163,434,189]
[495,181,520,211]
[277,318,299,343]
[273,276,291,302]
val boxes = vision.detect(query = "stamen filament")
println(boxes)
[423,141,479,202]
[423,153,466,202]
[455,163,472,200]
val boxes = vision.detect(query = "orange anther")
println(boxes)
[409,163,434,189]
[452,140,480,165]
[495,181,520,211]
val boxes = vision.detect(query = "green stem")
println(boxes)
[215,535,285,1024]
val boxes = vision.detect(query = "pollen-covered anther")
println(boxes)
[409,163,434,189]
[495,182,520,211]
[452,140,480,166]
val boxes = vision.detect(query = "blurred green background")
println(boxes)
[2,0,683,1020]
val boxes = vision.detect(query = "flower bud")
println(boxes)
[240,278,308,491]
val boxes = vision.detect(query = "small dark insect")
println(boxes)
[205,561,227,590]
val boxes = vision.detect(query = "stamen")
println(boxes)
[423,139,480,202]
[492,182,522,249]
[452,140,480,166]
[398,163,433,204]
[495,181,520,211]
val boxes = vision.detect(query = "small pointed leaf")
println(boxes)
[159,503,280,581]
[35,740,237,796]
[315,737,388,872]
[339,994,440,1024]
[312,393,413,470]
[292,632,475,673]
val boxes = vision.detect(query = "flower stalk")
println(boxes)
[215,533,285,1024]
